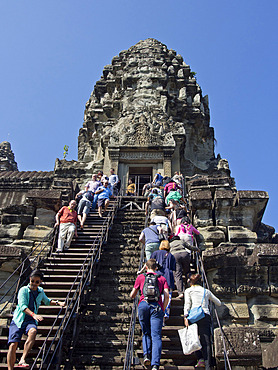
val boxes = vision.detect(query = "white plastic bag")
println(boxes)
[178,324,202,355]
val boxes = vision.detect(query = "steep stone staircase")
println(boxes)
[0,199,199,369]
[0,201,117,369]
[69,207,145,369]
[68,203,197,370]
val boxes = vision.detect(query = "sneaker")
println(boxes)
[177,293,184,299]
[151,366,159,370]
[195,359,205,368]
[143,354,151,367]
[64,245,70,250]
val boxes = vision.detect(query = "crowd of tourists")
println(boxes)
[131,172,221,370]
[6,170,221,370]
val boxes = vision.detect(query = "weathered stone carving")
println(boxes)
[78,38,216,175]
[0,142,18,171]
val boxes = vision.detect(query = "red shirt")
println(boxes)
[58,206,77,224]
[133,272,169,310]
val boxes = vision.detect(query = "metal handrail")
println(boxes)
[0,227,56,291]
[194,245,232,370]
[0,228,58,316]
[124,207,149,370]
[29,197,121,370]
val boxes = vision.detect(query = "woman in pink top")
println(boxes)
[175,217,199,246]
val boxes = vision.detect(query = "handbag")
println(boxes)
[148,226,164,241]
[187,288,206,323]
[178,323,202,355]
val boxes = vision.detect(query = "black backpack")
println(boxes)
[142,273,161,303]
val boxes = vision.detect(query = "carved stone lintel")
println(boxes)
[119,151,163,160]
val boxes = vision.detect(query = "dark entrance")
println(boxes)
[128,167,153,196]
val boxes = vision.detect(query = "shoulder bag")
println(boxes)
[187,288,206,323]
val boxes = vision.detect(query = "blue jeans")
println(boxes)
[91,194,99,210]
[77,199,91,215]
[138,301,164,366]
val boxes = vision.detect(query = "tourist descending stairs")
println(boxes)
[0,200,119,369]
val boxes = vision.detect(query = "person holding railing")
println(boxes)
[130,259,169,370]
[94,179,113,218]
[7,270,65,370]
[175,216,200,247]
[55,200,78,253]
[139,221,161,260]
[184,274,221,369]
[152,172,163,187]
[170,235,200,299]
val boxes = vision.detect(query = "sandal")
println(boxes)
[16,362,30,368]
[195,359,205,368]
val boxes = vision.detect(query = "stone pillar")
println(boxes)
[163,149,174,177]
[171,136,184,175]
[108,148,120,174]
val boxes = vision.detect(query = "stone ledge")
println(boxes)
[214,327,262,366]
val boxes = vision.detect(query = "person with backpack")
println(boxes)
[175,217,200,246]
[130,259,169,370]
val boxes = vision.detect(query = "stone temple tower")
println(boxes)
[77,38,217,188]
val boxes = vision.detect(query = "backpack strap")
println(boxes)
[148,227,159,236]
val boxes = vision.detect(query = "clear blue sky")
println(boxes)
[0,0,277,231]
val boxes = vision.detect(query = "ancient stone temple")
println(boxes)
[77,38,216,190]
[0,39,277,368]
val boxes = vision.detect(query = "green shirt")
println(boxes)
[13,284,51,328]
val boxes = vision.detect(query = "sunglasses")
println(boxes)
[30,279,41,284]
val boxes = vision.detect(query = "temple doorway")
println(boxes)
[128,167,153,196]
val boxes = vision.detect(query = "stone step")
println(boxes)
[94,276,137,285]
[43,289,76,298]
[136,350,196,365]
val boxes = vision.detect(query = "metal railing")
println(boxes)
[29,197,121,370]
[194,245,232,370]
[0,227,58,316]
[123,186,231,369]
[123,208,149,370]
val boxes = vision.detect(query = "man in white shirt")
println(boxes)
[108,168,120,196]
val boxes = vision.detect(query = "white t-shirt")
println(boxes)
[184,285,221,316]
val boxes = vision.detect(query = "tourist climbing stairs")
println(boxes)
[131,270,198,369]
[67,198,146,369]
[0,199,119,369]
